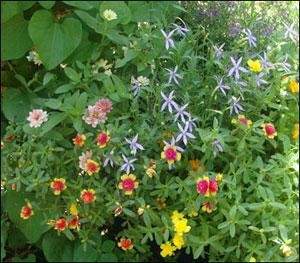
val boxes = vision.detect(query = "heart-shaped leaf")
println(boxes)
[28,10,82,70]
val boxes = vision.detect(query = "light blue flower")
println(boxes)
[120,155,137,174]
[176,122,195,145]
[166,66,183,85]
[228,57,248,80]
[125,134,144,156]
[160,90,178,113]
[161,29,175,50]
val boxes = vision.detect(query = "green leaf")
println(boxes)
[143,211,151,228]
[99,1,131,25]
[217,221,229,229]
[73,242,97,262]
[41,112,67,135]
[1,88,31,123]
[4,190,49,243]
[64,67,81,83]
[98,253,118,262]
[1,14,33,60]
[28,10,82,70]
[128,2,150,22]
[115,50,138,68]
[193,245,204,259]
[42,231,73,262]
[74,10,99,31]
[106,30,129,45]
[38,1,55,9]
[101,240,115,252]
[63,1,95,10]
[55,83,74,94]
[229,224,236,238]
[43,72,55,86]
[44,99,62,109]
[122,208,136,217]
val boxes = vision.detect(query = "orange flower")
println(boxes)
[97,131,110,148]
[262,123,277,139]
[118,174,139,195]
[189,159,200,171]
[50,178,66,195]
[20,202,34,219]
[68,216,80,230]
[161,145,181,166]
[118,238,133,251]
[72,134,86,147]
[54,218,68,231]
[80,189,96,204]
[85,159,100,175]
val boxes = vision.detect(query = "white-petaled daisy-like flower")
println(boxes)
[131,76,150,96]
[125,134,144,156]
[103,9,117,21]
[160,90,177,113]
[161,29,175,50]
[27,109,48,128]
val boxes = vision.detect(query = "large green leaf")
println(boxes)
[1,88,31,123]
[1,1,35,23]
[28,10,82,70]
[73,243,98,262]
[42,231,73,262]
[1,14,33,60]
[4,190,50,243]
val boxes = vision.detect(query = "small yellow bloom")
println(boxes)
[280,243,292,257]
[289,79,299,93]
[69,203,78,216]
[249,256,256,262]
[174,218,191,235]
[188,209,198,218]
[171,210,185,225]
[160,242,176,257]
[103,9,117,21]
[292,123,299,140]
[247,59,262,73]
[216,173,223,183]
[173,233,185,249]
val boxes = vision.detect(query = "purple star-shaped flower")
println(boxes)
[213,43,225,60]
[125,134,144,156]
[120,154,137,174]
[166,66,183,85]
[160,90,178,113]
[214,76,230,96]
[255,73,268,87]
[176,123,196,145]
[228,57,248,80]
[174,103,190,122]
[184,115,198,132]
[228,96,244,115]
[243,28,257,48]
[161,29,175,50]
[104,150,114,167]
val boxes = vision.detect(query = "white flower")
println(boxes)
[103,9,117,21]
[27,109,48,128]
[161,29,175,50]
[26,51,42,66]
[137,76,150,86]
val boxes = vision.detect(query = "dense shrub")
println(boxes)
[1,1,299,262]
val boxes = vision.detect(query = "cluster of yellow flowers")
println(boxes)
[160,211,191,257]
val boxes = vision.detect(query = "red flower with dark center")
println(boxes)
[20,203,34,220]
[118,238,133,250]
[165,147,177,160]
[81,189,96,204]
[122,179,135,191]
[54,218,68,231]
[50,178,66,195]
[68,216,80,230]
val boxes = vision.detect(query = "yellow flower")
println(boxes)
[160,242,176,257]
[69,203,78,216]
[103,9,117,21]
[173,233,185,249]
[292,123,299,140]
[174,218,191,235]
[249,256,256,262]
[171,210,185,225]
[289,79,299,93]
[188,209,198,218]
[216,173,223,183]
[280,244,292,257]
[247,59,262,73]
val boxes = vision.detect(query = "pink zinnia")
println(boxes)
[82,105,107,128]
[27,109,48,128]
[95,99,113,114]
[79,151,93,170]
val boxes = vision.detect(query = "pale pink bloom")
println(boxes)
[27,109,48,128]
[82,105,107,128]
[79,150,93,170]
[95,98,113,114]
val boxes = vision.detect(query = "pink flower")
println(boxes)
[82,105,107,128]
[95,99,113,114]
[79,151,93,170]
[27,109,48,128]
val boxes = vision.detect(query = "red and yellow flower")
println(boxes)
[231,115,252,128]
[20,202,34,220]
[85,159,100,175]
[72,134,86,147]
[80,189,96,204]
[96,131,110,148]
[196,176,218,197]
[262,123,277,139]
[202,201,214,213]
[50,178,66,195]
[161,145,181,165]
[54,218,68,232]
[118,174,139,195]
[68,216,80,230]
[118,238,134,251]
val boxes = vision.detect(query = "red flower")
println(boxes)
[20,202,34,219]
[97,131,110,148]
[262,123,277,139]
[85,159,100,175]
[80,189,96,204]
[50,178,66,195]
[118,238,133,250]
[196,177,218,197]
[72,134,86,147]
[54,218,68,232]
[68,216,80,230]
[118,174,139,195]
